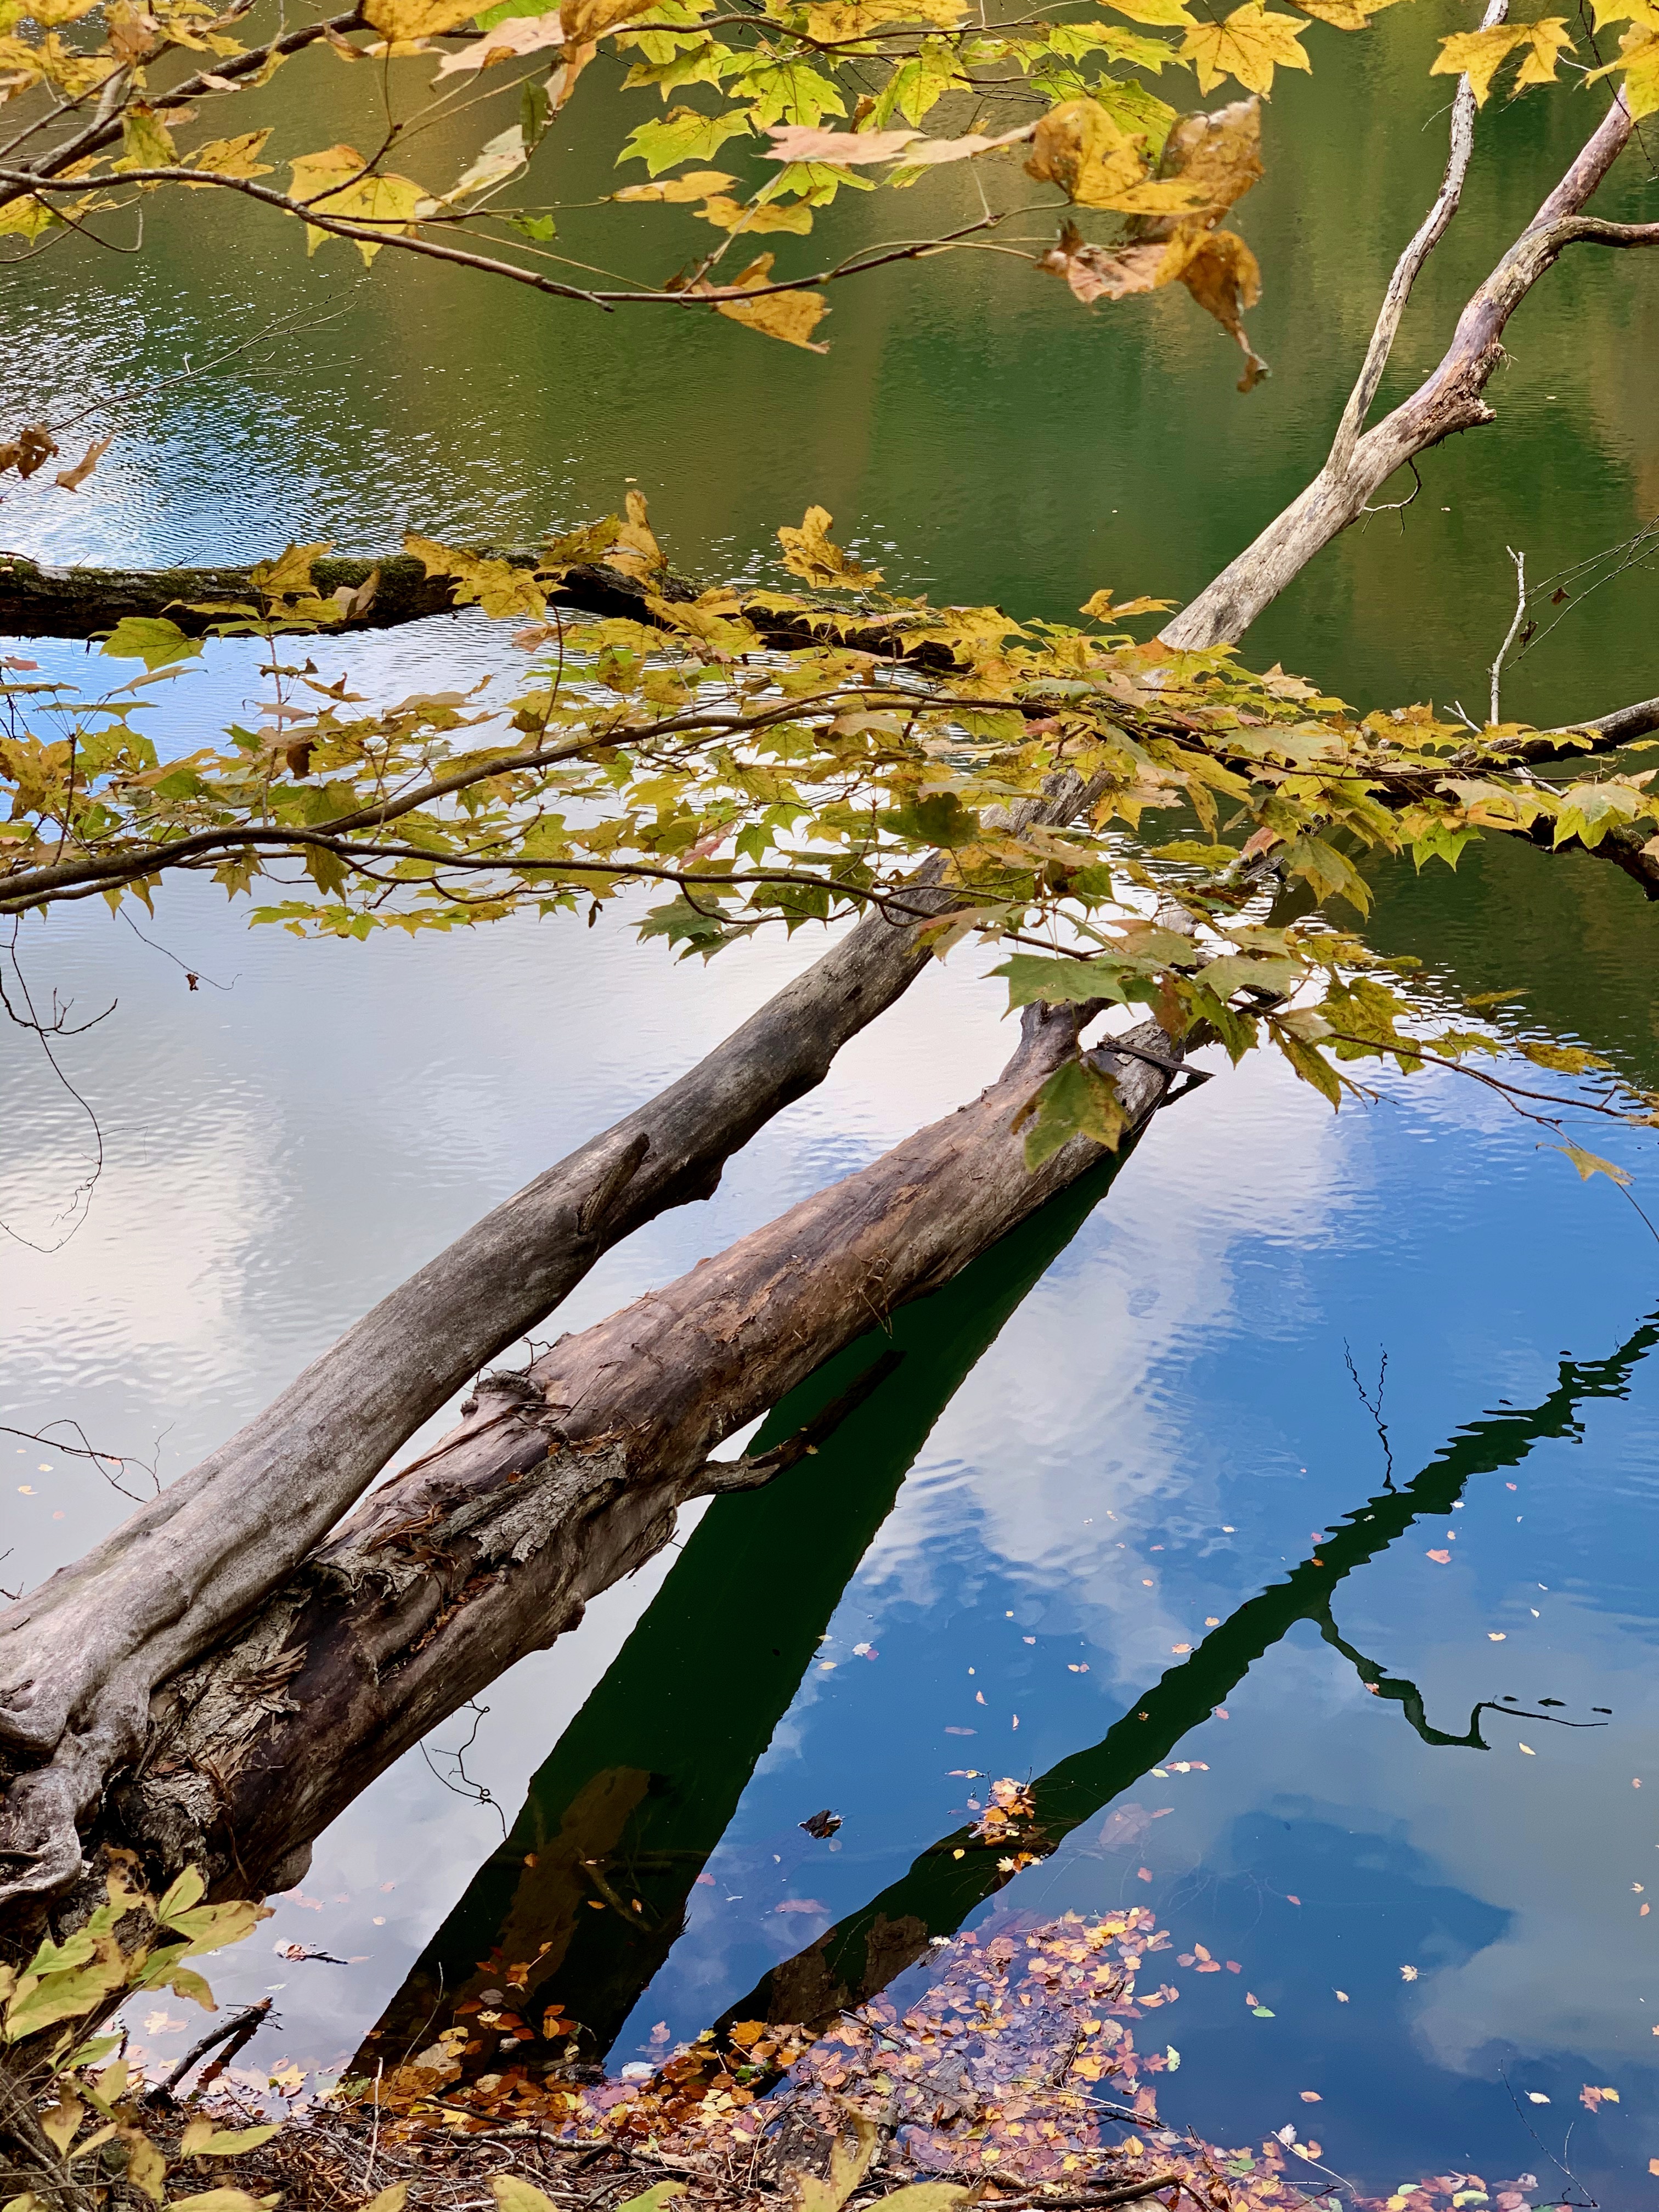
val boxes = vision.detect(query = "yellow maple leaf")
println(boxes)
[777,506,882,586]
[614,168,738,200]
[183,130,274,186]
[1180,3,1311,93]
[1430,16,1570,102]
[716,286,830,351]
[288,144,425,263]
[694,253,830,350]
[1512,15,1573,81]
[1587,19,1659,114]
[609,487,666,577]
[362,0,480,35]
[805,0,962,38]
[1024,98,1148,205]
[695,194,814,232]
[1104,0,1197,22]
[1293,0,1373,27]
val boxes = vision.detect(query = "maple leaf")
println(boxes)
[183,130,275,185]
[1431,17,1572,103]
[287,145,425,263]
[614,168,738,200]
[681,254,829,349]
[1587,19,1659,114]
[1024,97,1149,204]
[362,0,479,35]
[1550,1143,1632,1187]
[695,194,814,232]
[1173,228,1267,387]
[1180,4,1311,94]
[777,505,881,585]
[617,105,754,174]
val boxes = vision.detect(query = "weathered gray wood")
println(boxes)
[1161,96,1656,654]
[0,904,934,1900]
[0,769,1097,1910]
[116,1006,1183,1896]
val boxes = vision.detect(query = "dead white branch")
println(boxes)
[1162,91,1657,654]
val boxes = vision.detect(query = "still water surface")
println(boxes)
[3,10,1659,2196]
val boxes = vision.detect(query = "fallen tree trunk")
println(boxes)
[0,881,963,1905]
[0,727,1116,1915]
[84,1003,1183,1906]
[0,547,958,668]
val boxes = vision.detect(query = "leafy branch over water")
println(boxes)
[4,505,1656,1173]
[0,0,1649,370]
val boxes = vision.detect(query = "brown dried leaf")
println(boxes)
[1036,219,1168,303]
[54,434,111,490]
[106,3,159,60]
[1130,95,1261,239]
[1173,227,1268,387]
[15,424,59,478]
[561,0,653,41]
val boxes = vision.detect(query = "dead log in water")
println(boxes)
[94,1004,1187,1902]
[0,755,1110,1916]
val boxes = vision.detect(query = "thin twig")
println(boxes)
[1329,0,1509,471]
[1489,545,1527,726]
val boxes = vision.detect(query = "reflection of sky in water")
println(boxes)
[7,635,1659,2194]
[588,1059,1659,2200]
[3,22,1659,2194]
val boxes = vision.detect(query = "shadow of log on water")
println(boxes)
[354,1170,1656,2090]
[354,1152,1139,2079]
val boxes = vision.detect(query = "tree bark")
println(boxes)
[0,889,940,1904]
[0,548,958,667]
[0,760,1101,1914]
[88,1006,1184,1905]
[0,546,587,638]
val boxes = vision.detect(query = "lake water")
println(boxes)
[4,6,1659,2199]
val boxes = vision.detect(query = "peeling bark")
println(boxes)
[0,759,1103,1916]
[94,1007,1184,1901]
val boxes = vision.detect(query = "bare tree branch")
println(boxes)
[1162,92,1654,655]
[1,160,1001,309]
[1328,0,1509,474]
